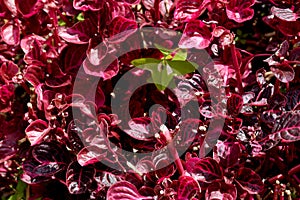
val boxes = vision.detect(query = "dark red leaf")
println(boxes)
[205,182,237,200]
[263,15,300,36]
[186,157,223,183]
[271,6,298,21]
[273,110,300,142]
[83,53,119,80]
[115,0,140,5]
[23,142,68,178]
[66,161,96,194]
[73,0,104,11]
[179,20,212,49]
[0,22,20,45]
[15,0,43,18]
[174,0,208,21]
[214,141,240,168]
[124,117,154,141]
[77,145,107,166]
[227,94,243,116]
[0,139,17,162]
[107,16,137,43]
[226,0,255,23]
[177,176,201,200]
[59,19,96,44]
[270,62,295,83]
[24,65,45,88]
[107,181,153,200]
[25,119,50,146]
[235,167,264,194]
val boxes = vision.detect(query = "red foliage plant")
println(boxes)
[0,0,300,199]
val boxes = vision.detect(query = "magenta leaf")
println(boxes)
[107,181,153,200]
[205,182,237,200]
[0,139,17,162]
[66,161,96,194]
[227,94,243,116]
[107,16,137,43]
[25,120,50,146]
[83,54,119,80]
[115,0,140,5]
[153,152,176,178]
[179,20,212,49]
[226,0,255,23]
[271,6,298,21]
[59,19,96,44]
[0,22,20,45]
[15,0,43,18]
[124,117,154,141]
[270,62,295,83]
[215,141,240,168]
[234,168,264,194]
[3,0,17,15]
[0,59,18,82]
[86,42,108,66]
[24,65,45,88]
[174,119,201,148]
[174,0,207,21]
[177,176,201,200]
[77,145,107,166]
[0,84,15,112]
[23,142,69,179]
[73,0,104,11]
[186,157,223,183]
[273,110,300,142]
[67,120,85,153]
[263,15,300,36]
[20,34,45,54]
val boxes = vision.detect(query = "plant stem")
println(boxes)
[274,79,280,94]
[161,125,185,176]
[154,0,160,22]
[230,44,243,94]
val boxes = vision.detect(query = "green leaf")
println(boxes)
[76,13,84,21]
[172,48,187,61]
[151,62,174,91]
[131,58,161,67]
[154,43,174,56]
[166,60,196,75]
[237,29,243,36]
[58,19,66,26]
[8,180,27,200]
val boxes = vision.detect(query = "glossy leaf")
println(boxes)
[0,22,20,45]
[227,93,243,116]
[235,167,264,194]
[186,157,223,183]
[226,0,255,23]
[66,161,96,194]
[25,120,50,146]
[179,20,212,49]
[273,110,300,142]
[177,176,201,200]
[73,0,104,11]
[271,62,295,83]
[107,181,153,200]
[174,0,207,21]
[205,182,237,200]
[271,6,298,21]
[108,16,138,43]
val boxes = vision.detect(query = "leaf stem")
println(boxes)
[154,0,160,22]
[161,125,185,176]
[230,44,243,94]
[274,79,280,94]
